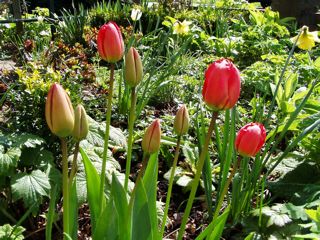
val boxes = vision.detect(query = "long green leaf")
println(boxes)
[132,179,152,240]
[142,153,160,240]
[80,148,106,231]
[195,207,230,240]
[93,196,119,240]
[111,173,130,240]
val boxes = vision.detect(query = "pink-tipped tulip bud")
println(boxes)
[142,119,161,154]
[45,83,74,138]
[97,22,124,63]
[202,58,241,110]
[72,104,89,141]
[173,105,189,136]
[235,123,266,157]
[124,47,143,87]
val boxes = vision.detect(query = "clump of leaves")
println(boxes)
[0,132,59,211]
[0,224,25,240]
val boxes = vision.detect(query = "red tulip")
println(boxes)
[142,119,161,154]
[45,83,74,138]
[202,58,241,110]
[97,22,124,63]
[235,123,266,157]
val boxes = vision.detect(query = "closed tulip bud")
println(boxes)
[202,58,241,110]
[97,22,124,63]
[124,47,143,87]
[45,83,74,138]
[72,104,89,141]
[235,123,266,157]
[142,119,161,154]
[173,105,189,136]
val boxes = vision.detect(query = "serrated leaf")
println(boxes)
[11,170,50,207]
[267,214,291,227]
[0,224,25,240]
[0,146,21,175]
[10,133,44,149]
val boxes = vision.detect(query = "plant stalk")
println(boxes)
[177,111,218,240]
[213,160,239,220]
[61,138,70,239]
[160,136,181,236]
[124,87,137,191]
[69,141,80,186]
[99,64,115,214]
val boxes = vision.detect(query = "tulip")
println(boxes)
[124,47,143,87]
[45,83,74,138]
[97,22,124,63]
[235,122,266,157]
[173,105,189,136]
[202,58,241,110]
[72,104,89,141]
[142,119,161,154]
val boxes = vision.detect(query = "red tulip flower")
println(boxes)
[142,119,161,154]
[97,22,124,63]
[235,123,266,157]
[202,58,241,110]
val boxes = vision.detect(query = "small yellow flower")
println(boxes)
[291,26,320,50]
[173,20,192,35]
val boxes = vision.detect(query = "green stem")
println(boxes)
[69,142,80,187]
[177,111,218,240]
[61,138,70,239]
[160,136,181,236]
[124,87,137,192]
[213,160,239,220]
[99,64,115,214]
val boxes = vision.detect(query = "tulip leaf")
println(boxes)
[142,153,160,239]
[132,179,152,240]
[11,170,50,207]
[93,195,118,240]
[80,147,106,231]
[111,173,130,239]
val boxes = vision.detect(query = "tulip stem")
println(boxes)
[160,136,181,237]
[213,160,239,220]
[61,138,70,239]
[124,87,137,192]
[177,111,218,240]
[99,63,115,214]
[69,141,80,187]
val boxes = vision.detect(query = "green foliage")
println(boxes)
[0,224,25,240]
[0,132,59,211]
[11,170,50,207]
[56,4,88,45]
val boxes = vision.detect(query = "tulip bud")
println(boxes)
[124,47,143,87]
[142,119,161,154]
[235,123,266,157]
[72,104,89,141]
[45,83,74,138]
[97,22,124,63]
[173,105,189,136]
[202,58,241,110]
